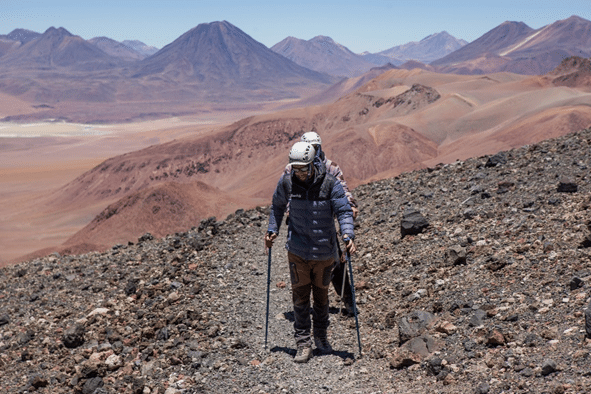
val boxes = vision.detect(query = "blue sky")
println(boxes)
[2,0,590,54]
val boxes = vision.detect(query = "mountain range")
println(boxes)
[0,22,340,122]
[432,15,591,74]
[0,15,588,122]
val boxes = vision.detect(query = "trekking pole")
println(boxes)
[336,237,347,303]
[340,264,347,303]
[344,238,362,357]
[264,246,272,350]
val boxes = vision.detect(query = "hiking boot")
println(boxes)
[342,299,357,317]
[314,336,333,354]
[294,345,312,363]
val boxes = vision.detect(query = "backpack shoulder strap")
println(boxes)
[282,174,292,198]
[319,173,336,200]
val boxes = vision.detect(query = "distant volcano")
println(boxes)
[132,20,335,88]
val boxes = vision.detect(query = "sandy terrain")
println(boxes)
[0,113,249,264]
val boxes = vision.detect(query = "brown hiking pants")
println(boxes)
[288,251,336,347]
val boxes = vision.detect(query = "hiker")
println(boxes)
[284,131,359,316]
[265,141,356,363]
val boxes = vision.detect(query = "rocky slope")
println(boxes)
[1,127,590,393]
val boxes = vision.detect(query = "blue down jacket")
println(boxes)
[268,159,354,261]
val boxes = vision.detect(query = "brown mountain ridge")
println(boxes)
[432,16,591,75]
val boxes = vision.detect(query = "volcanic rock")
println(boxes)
[400,209,429,239]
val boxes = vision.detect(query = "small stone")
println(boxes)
[487,329,505,346]
[167,291,180,302]
[105,354,123,370]
[476,382,490,394]
[557,178,577,193]
[444,245,467,265]
[521,367,534,377]
[569,277,584,290]
[29,374,49,389]
[389,348,422,369]
[435,321,457,335]
[87,308,109,317]
[62,324,85,349]
[541,359,557,376]
[82,377,103,394]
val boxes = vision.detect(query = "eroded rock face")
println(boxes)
[0,128,590,393]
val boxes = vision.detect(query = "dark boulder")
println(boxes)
[557,178,578,193]
[62,324,85,348]
[400,209,429,239]
[485,152,507,167]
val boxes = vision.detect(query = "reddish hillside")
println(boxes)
[299,63,397,105]
[49,80,445,210]
[58,180,248,254]
[399,60,435,71]
[545,56,591,88]
[50,66,591,209]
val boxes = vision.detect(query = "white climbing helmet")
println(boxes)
[289,141,316,166]
[301,131,322,146]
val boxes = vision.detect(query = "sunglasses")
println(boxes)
[292,165,310,174]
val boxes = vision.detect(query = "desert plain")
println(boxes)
[0,105,257,264]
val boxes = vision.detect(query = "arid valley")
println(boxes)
[0,111,244,263]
